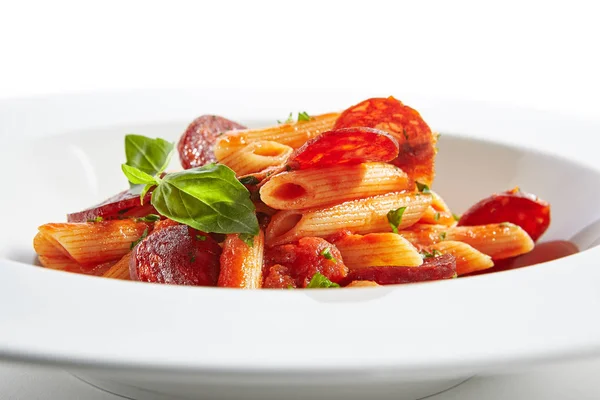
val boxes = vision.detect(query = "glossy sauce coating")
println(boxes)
[67,187,154,222]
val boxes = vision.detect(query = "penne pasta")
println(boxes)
[428,241,493,276]
[219,141,293,176]
[38,220,150,269]
[345,280,380,287]
[214,112,339,160]
[38,255,82,272]
[399,223,534,260]
[33,231,70,259]
[333,233,422,269]
[419,206,456,226]
[103,252,133,280]
[266,192,431,246]
[260,162,411,210]
[218,230,264,288]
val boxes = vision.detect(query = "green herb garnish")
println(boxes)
[421,249,442,259]
[196,235,207,241]
[387,206,407,234]
[87,216,104,223]
[306,272,340,288]
[136,214,161,223]
[130,228,149,250]
[239,233,255,247]
[320,247,337,262]
[124,135,174,184]
[415,181,431,193]
[239,176,260,186]
[121,163,259,236]
[439,232,447,241]
[402,128,409,140]
[434,212,440,221]
[452,213,460,221]
[297,111,311,122]
[277,112,294,124]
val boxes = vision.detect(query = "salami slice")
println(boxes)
[342,254,456,285]
[178,115,246,169]
[286,127,399,170]
[333,97,436,185]
[67,186,155,222]
[458,187,551,242]
[131,225,221,286]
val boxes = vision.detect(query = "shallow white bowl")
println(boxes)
[1,89,600,400]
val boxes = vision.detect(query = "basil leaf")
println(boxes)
[306,272,340,288]
[387,206,407,234]
[239,233,255,247]
[151,164,259,235]
[140,183,155,205]
[122,164,161,186]
[125,134,174,177]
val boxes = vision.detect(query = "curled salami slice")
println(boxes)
[264,237,348,288]
[333,97,436,185]
[458,187,550,242]
[131,225,221,286]
[178,115,246,169]
[67,186,155,222]
[286,127,399,170]
[342,254,456,285]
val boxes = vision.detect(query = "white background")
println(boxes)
[1,0,599,398]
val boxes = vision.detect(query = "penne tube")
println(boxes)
[37,220,150,269]
[260,162,411,210]
[345,280,380,287]
[266,192,431,246]
[430,191,452,213]
[334,233,422,270]
[218,230,264,288]
[103,252,133,280]
[38,255,82,272]
[428,241,493,276]
[419,206,456,226]
[219,141,293,176]
[214,112,339,160]
[33,231,70,259]
[399,223,534,260]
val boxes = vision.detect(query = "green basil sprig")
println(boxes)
[121,163,259,235]
[124,134,174,180]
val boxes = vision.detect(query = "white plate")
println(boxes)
[2,89,600,400]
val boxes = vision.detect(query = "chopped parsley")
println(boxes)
[415,181,431,193]
[196,234,207,241]
[320,247,337,262]
[136,214,161,222]
[421,249,442,259]
[402,128,409,140]
[287,284,295,289]
[87,216,104,223]
[387,206,407,234]
[439,232,447,241]
[239,176,260,185]
[277,112,294,124]
[130,228,149,250]
[434,212,440,221]
[306,272,340,288]
[297,111,311,122]
[452,213,460,221]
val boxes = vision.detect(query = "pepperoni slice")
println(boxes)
[286,127,399,170]
[178,115,246,169]
[333,97,436,186]
[342,254,456,285]
[264,237,348,287]
[132,225,221,286]
[458,187,551,242]
[67,187,155,222]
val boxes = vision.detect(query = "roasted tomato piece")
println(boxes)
[67,186,155,222]
[132,225,221,286]
[178,115,246,169]
[264,237,348,287]
[286,127,399,170]
[342,254,456,285]
[263,264,297,289]
[458,187,550,242]
[333,96,436,186]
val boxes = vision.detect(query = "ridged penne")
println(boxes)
[399,223,534,260]
[33,231,70,258]
[103,252,132,280]
[428,241,493,275]
[419,206,456,226]
[266,192,431,246]
[218,230,264,288]
[334,233,422,270]
[38,255,82,272]
[37,220,150,268]
[219,141,293,176]
[260,162,411,210]
[214,112,339,160]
